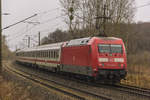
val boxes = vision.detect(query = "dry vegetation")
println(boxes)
[122,51,150,88]
[0,75,32,100]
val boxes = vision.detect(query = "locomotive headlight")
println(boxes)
[99,58,108,62]
[114,58,124,62]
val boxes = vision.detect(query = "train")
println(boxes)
[16,37,127,83]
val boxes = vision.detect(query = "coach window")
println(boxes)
[38,51,41,57]
[44,51,46,58]
[31,52,32,57]
[50,50,52,58]
[54,51,55,58]
[53,51,55,58]
[37,51,40,57]
[50,51,52,58]
[41,51,43,57]
[43,51,44,57]
[39,51,40,57]
[49,50,51,58]
[48,51,49,58]
[40,51,41,57]
[42,51,43,57]
[48,51,50,58]
[42,51,44,58]
[33,51,35,57]
[28,52,29,57]
[37,51,39,57]
[44,51,45,58]
[47,51,49,58]
[37,51,38,57]
[33,52,34,57]
[54,51,56,59]
[45,51,46,58]
[47,51,48,58]
[36,51,37,57]
[52,51,54,58]
[56,51,59,58]
[43,51,44,58]
[46,51,47,58]
[45,51,47,58]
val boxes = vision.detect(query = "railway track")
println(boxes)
[71,79,150,99]
[4,61,150,100]
[112,84,150,98]
[3,62,112,100]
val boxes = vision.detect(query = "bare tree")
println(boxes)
[60,0,135,36]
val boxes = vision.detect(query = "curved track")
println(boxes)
[112,84,150,98]
[3,62,112,100]
[3,61,150,100]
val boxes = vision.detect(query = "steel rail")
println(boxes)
[13,61,150,99]
[4,63,112,100]
[112,84,150,98]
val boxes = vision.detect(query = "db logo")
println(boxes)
[109,58,114,62]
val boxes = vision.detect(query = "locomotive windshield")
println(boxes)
[98,44,122,53]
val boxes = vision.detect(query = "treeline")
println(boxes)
[41,0,149,55]
[41,22,150,55]
[2,36,13,60]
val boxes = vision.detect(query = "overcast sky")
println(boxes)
[2,0,150,51]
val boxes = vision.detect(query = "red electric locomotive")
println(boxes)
[16,37,127,83]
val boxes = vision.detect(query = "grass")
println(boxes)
[0,75,31,100]
[0,71,79,100]
[121,65,150,88]
[121,51,150,88]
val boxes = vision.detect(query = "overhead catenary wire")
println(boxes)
[40,14,66,25]
[37,7,60,15]
[2,7,61,31]
[6,13,65,41]
[2,14,37,30]
[7,25,37,41]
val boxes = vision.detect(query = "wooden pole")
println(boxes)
[0,0,2,73]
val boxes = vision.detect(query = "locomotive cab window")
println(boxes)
[98,44,123,54]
